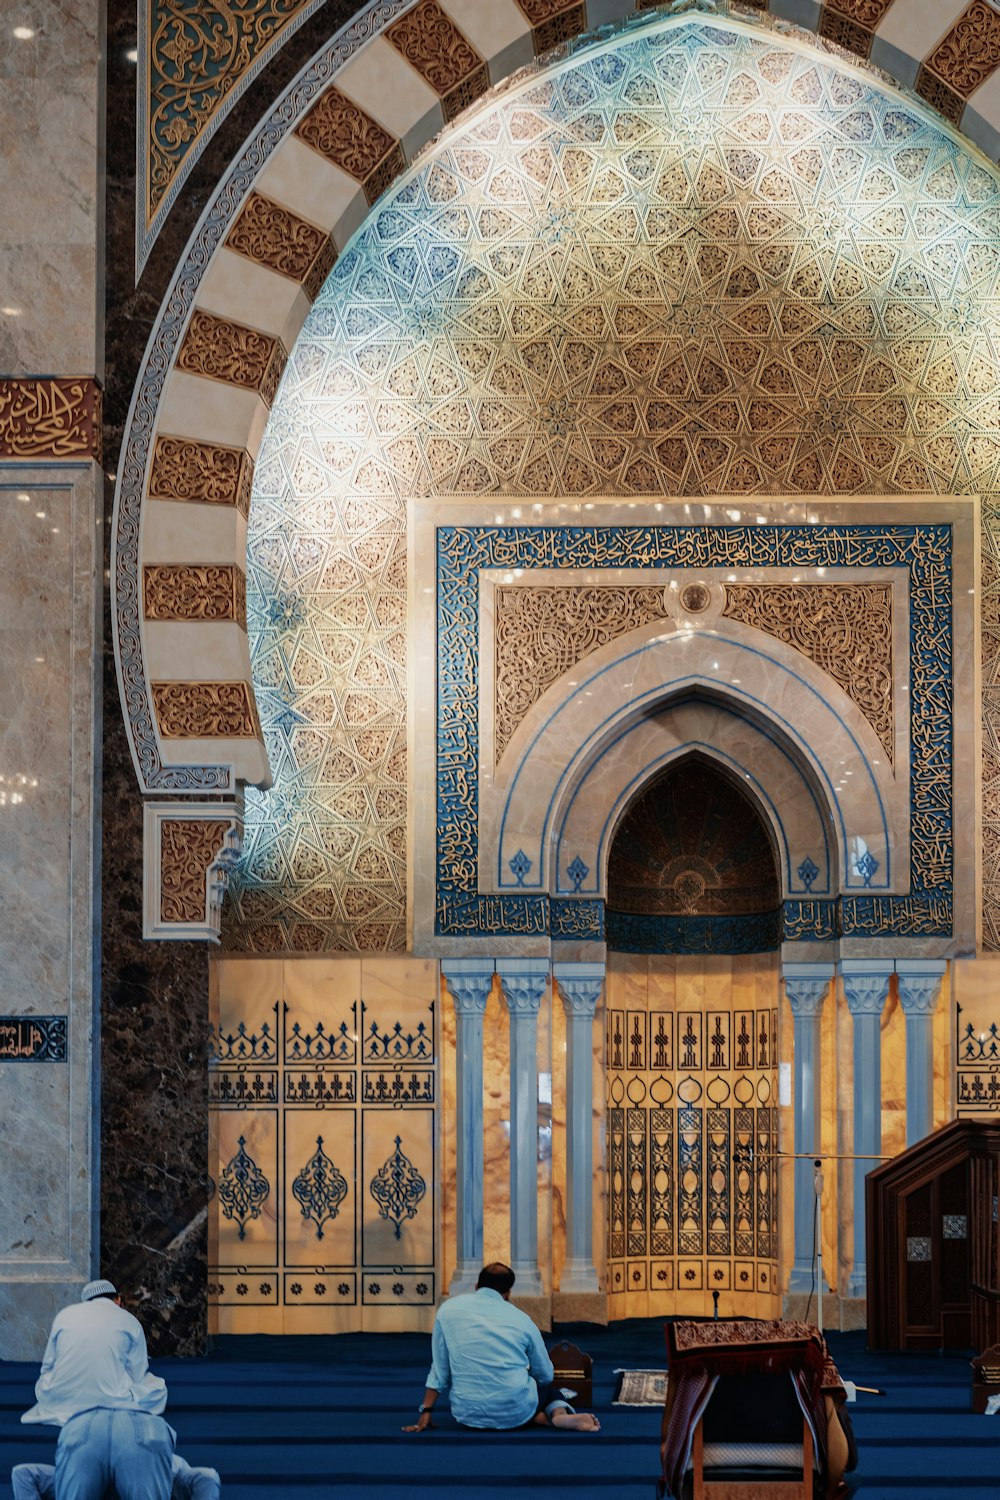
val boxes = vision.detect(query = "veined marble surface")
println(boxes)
[0,1,103,376]
[0,462,102,1360]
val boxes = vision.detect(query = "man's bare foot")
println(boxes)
[549,1409,601,1432]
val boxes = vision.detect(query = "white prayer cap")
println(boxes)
[81,1279,118,1302]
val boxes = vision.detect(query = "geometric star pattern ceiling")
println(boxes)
[222,14,1000,953]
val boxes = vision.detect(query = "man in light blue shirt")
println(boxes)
[403,1263,600,1434]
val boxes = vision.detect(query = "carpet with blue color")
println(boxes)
[0,1321,990,1498]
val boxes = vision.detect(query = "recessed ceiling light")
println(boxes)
[13,26,35,40]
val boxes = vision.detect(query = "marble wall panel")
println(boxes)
[953,956,1000,1114]
[0,464,101,1360]
[481,977,513,1267]
[210,955,437,1333]
[0,3,102,377]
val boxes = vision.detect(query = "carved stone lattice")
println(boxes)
[494,586,671,764]
[924,1,1000,100]
[225,192,330,284]
[722,583,893,761]
[294,87,404,204]
[387,0,488,122]
[160,818,232,924]
[177,310,285,403]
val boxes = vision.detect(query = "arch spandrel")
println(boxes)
[115,5,982,949]
[480,611,901,904]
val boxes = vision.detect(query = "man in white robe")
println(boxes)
[21,1279,174,1500]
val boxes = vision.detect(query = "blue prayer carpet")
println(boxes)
[0,1321,991,1498]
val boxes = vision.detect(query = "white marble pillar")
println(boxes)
[553,963,603,1295]
[442,959,495,1296]
[896,960,946,1147]
[841,960,893,1300]
[783,962,833,1294]
[496,960,547,1296]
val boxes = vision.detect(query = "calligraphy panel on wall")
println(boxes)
[606,952,780,1321]
[209,956,437,1332]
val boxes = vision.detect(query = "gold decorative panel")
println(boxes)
[0,379,101,462]
[152,681,260,738]
[722,583,893,760]
[143,565,247,625]
[605,953,781,1321]
[160,818,232,924]
[225,193,334,288]
[209,957,438,1332]
[494,586,671,764]
[294,88,406,206]
[148,435,254,516]
[386,0,489,123]
[176,311,285,404]
[516,1,587,56]
[138,0,325,273]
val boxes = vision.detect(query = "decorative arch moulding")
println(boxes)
[143,800,245,941]
[413,499,975,958]
[115,3,996,955]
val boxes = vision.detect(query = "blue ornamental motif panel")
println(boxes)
[369,1135,427,1240]
[219,1136,270,1241]
[292,1136,348,1240]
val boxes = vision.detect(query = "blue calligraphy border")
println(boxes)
[435,525,952,941]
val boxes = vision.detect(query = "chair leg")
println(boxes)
[692,1421,706,1500]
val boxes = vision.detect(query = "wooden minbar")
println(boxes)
[866,1118,1000,1351]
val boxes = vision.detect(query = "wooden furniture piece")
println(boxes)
[660,1321,838,1500]
[549,1339,593,1407]
[970,1342,1000,1414]
[866,1118,1000,1351]
[690,1372,814,1500]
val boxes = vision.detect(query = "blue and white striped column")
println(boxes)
[841,960,893,1300]
[783,962,834,1294]
[442,959,495,1296]
[497,960,548,1296]
[554,963,604,1296]
[896,960,946,1147]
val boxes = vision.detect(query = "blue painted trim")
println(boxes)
[435,524,953,940]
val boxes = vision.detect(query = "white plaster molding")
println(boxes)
[143,799,244,942]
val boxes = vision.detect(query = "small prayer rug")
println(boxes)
[612,1368,668,1407]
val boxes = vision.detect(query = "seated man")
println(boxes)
[21,1279,174,1500]
[11,1454,221,1500]
[403,1262,600,1434]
